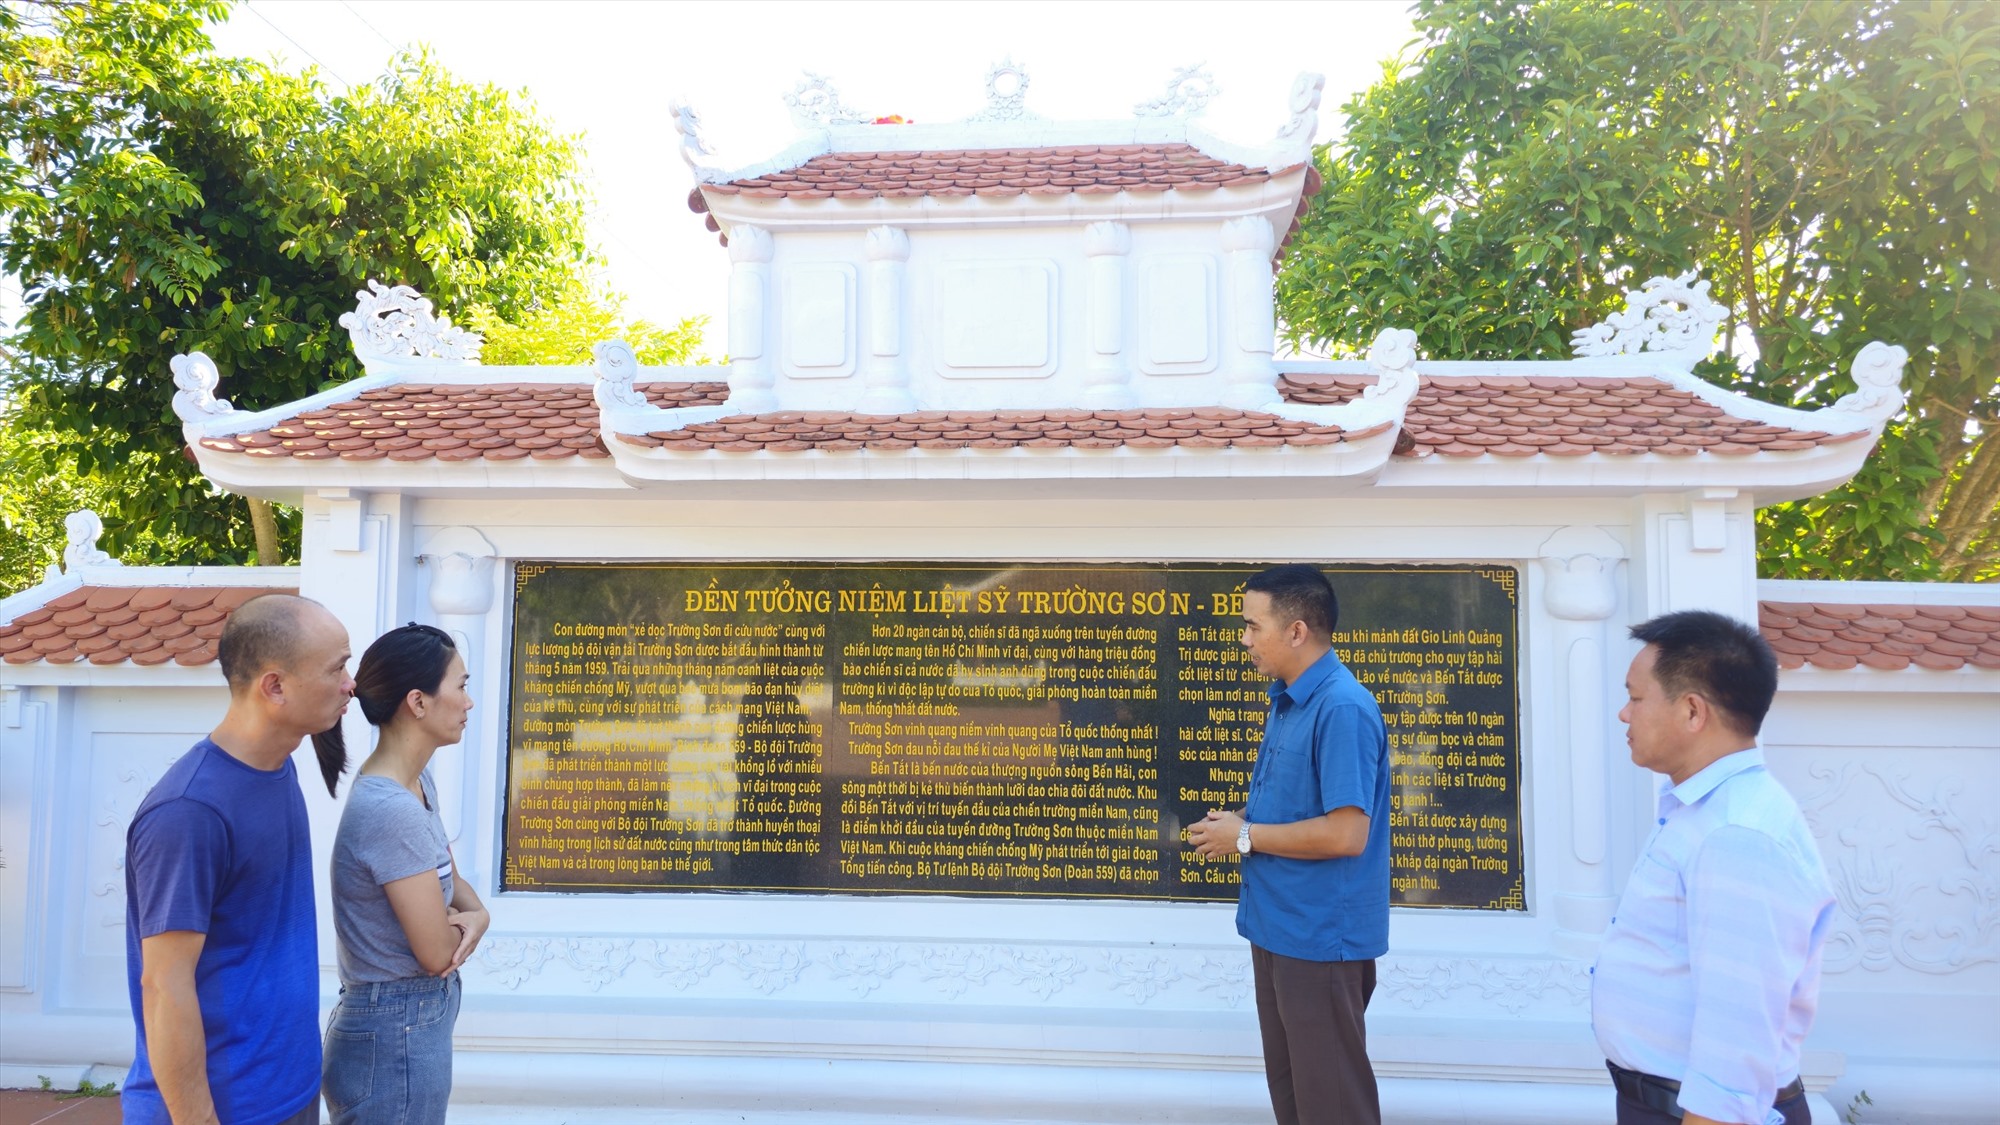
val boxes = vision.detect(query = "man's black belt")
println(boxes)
[1607,1060,1805,1119]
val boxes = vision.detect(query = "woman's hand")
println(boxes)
[443,906,490,973]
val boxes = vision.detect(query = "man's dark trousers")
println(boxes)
[1252,945,1379,1125]
[1615,1086,1812,1124]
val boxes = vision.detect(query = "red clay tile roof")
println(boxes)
[193,373,1864,464]
[617,408,1375,452]
[698,145,1304,202]
[0,585,295,667]
[1282,374,1865,458]
[197,382,728,462]
[1760,601,2000,672]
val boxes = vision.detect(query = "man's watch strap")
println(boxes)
[1237,821,1253,855]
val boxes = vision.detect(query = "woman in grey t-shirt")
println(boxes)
[315,624,490,1124]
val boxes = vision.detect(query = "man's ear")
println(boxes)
[257,668,286,707]
[1680,691,1712,734]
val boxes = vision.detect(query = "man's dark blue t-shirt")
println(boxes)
[123,739,319,1125]
[1238,649,1392,961]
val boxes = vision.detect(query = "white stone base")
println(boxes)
[442,1053,1830,1124]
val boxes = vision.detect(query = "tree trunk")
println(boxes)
[247,497,282,566]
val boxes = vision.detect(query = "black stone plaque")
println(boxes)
[503,561,1522,909]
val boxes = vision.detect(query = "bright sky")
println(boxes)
[202,1,1421,356]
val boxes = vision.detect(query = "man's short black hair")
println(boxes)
[1244,564,1339,637]
[217,594,316,691]
[1629,609,1778,737]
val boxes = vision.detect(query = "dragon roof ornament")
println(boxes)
[680,65,1326,189]
[1259,326,1422,432]
[1826,342,1911,425]
[51,509,120,582]
[338,280,482,367]
[783,73,867,131]
[171,351,237,441]
[1570,270,1727,370]
[592,338,731,435]
[670,98,716,171]
[1134,65,1219,119]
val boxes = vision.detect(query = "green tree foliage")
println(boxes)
[0,389,210,592]
[1,0,594,583]
[1278,0,1998,582]
[466,278,711,367]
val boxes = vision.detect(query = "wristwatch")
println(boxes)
[1236,821,1253,856]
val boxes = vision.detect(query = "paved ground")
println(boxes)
[0,1088,121,1125]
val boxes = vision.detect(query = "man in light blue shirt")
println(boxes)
[1189,565,1390,1125]
[1593,610,1836,1125]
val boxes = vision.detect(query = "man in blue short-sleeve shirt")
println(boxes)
[123,594,353,1125]
[1190,565,1391,1125]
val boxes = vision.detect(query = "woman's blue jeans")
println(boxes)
[323,971,460,1124]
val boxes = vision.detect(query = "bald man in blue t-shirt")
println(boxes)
[123,595,353,1125]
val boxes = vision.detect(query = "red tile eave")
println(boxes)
[1282,373,1859,459]
[617,408,1368,453]
[195,382,728,464]
[0,585,297,667]
[1759,600,2000,673]
[703,144,1304,200]
[189,373,1859,465]
[691,146,1322,256]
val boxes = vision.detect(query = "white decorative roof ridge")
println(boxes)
[674,67,1324,187]
[0,560,299,629]
[1632,343,1908,436]
[1558,269,1908,435]
[1281,348,1910,437]
[1259,328,1421,432]
[593,340,734,434]
[175,283,661,444]
[177,359,709,444]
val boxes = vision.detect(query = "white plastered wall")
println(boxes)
[12,485,1991,1122]
[348,488,1706,1121]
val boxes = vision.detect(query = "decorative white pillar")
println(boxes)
[1083,221,1135,408]
[859,225,916,415]
[1539,525,1626,958]
[419,526,499,886]
[727,225,777,413]
[1220,216,1277,409]
[0,684,46,990]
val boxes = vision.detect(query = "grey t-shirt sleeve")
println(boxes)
[354,782,442,885]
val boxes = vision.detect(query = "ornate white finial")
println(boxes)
[1134,64,1219,118]
[968,59,1035,123]
[1083,221,1131,257]
[170,352,235,426]
[1570,270,1725,369]
[1274,72,1325,143]
[1828,341,1910,423]
[592,339,649,411]
[865,225,911,261]
[1362,327,1422,408]
[784,73,865,129]
[670,99,713,168]
[337,280,482,363]
[62,510,119,572]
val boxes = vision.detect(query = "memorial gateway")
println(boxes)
[2,68,1994,1123]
